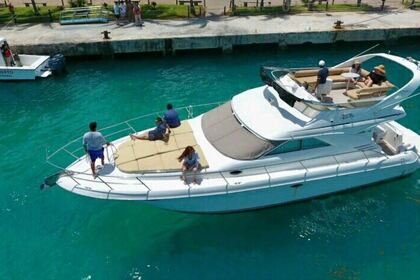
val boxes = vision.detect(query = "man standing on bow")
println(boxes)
[83,122,110,177]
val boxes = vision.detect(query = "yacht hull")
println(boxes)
[144,160,418,213]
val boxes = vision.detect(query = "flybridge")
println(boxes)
[246,53,420,140]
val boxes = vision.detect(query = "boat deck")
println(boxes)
[289,68,395,106]
[114,121,209,173]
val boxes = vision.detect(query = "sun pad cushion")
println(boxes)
[115,121,209,173]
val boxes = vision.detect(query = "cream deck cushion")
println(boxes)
[291,68,369,86]
[347,81,395,100]
[114,121,209,173]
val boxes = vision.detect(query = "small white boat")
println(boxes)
[0,37,53,80]
[48,53,420,213]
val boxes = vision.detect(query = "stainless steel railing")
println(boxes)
[46,101,225,171]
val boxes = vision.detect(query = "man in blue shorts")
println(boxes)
[163,103,181,128]
[83,122,110,177]
[130,117,170,142]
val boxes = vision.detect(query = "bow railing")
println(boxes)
[46,101,225,172]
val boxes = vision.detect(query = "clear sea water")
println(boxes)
[0,39,419,279]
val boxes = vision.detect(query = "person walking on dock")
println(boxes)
[83,122,110,177]
[113,1,121,24]
[133,2,142,26]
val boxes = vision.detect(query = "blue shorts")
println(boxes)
[148,131,163,141]
[88,148,104,162]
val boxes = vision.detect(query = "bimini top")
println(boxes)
[202,101,276,160]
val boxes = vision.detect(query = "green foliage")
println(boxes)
[231,3,374,16]
[106,4,199,19]
[68,0,87,8]
[0,6,62,24]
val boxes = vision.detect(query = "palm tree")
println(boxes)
[30,0,40,15]
[189,0,196,15]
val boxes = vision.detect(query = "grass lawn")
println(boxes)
[0,6,62,24]
[105,4,202,19]
[0,3,379,24]
[230,4,374,16]
[0,4,200,24]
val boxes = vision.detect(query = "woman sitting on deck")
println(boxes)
[178,146,200,184]
[364,65,387,87]
[130,117,169,142]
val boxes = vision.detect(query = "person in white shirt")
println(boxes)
[83,122,110,177]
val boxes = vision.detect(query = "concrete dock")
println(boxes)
[1,10,420,56]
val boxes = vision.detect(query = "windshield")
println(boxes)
[202,102,276,160]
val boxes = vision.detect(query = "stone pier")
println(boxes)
[1,10,419,56]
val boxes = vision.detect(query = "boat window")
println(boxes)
[266,138,329,156]
[302,138,329,149]
[266,140,302,156]
[202,102,276,160]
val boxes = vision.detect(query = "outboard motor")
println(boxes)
[48,54,66,74]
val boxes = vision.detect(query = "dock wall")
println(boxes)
[11,27,420,56]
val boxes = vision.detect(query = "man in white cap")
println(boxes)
[314,60,329,99]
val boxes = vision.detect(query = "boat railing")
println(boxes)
[58,145,413,200]
[46,102,416,196]
[46,101,225,171]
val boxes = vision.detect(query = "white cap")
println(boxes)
[319,60,325,67]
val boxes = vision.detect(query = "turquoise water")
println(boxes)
[1,40,419,279]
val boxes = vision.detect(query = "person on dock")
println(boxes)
[178,146,200,184]
[133,2,142,26]
[365,65,387,87]
[163,103,181,128]
[83,122,110,177]
[120,2,127,22]
[113,1,121,23]
[130,117,170,142]
[314,60,329,98]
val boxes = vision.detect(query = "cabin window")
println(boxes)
[266,140,302,155]
[265,138,329,156]
[302,138,329,150]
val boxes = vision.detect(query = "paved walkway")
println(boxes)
[1,9,419,46]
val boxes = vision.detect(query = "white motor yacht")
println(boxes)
[0,38,58,80]
[48,53,420,213]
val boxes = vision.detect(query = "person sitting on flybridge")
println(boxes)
[83,122,110,177]
[130,117,170,142]
[364,64,387,87]
[314,60,329,99]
